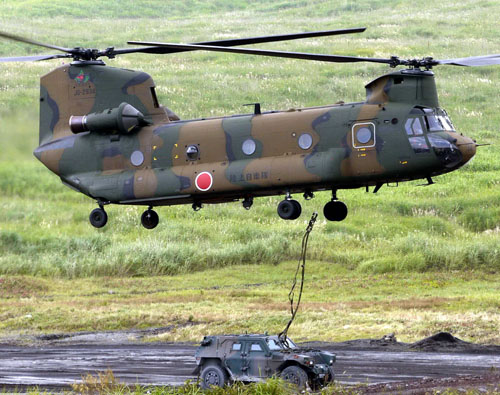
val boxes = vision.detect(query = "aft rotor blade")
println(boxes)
[436,54,500,67]
[0,53,71,62]
[0,31,73,53]
[126,41,395,65]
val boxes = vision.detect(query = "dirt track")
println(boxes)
[0,332,499,392]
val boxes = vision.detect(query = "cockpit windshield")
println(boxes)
[267,337,297,350]
[423,108,455,132]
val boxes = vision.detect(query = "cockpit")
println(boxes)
[405,106,463,168]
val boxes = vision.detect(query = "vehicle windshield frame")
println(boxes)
[267,337,297,350]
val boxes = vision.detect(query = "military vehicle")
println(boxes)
[193,334,335,389]
[1,28,496,229]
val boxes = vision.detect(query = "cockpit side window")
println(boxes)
[406,116,429,154]
[150,87,160,108]
[409,136,430,153]
[405,118,424,136]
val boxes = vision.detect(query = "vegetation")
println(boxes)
[0,0,499,342]
[1,267,499,344]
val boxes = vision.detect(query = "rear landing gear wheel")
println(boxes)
[89,208,108,228]
[277,199,302,220]
[141,209,159,229]
[323,200,348,221]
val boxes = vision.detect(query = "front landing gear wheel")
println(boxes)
[200,363,228,389]
[277,199,301,220]
[89,208,108,228]
[323,200,348,221]
[281,365,308,388]
[141,209,159,229]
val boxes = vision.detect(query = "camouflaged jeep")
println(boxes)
[193,334,335,389]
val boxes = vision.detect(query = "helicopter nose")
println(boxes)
[455,134,476,165]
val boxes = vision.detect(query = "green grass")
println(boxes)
[1,267,499,344]
[70,371,365,395]
[0,0,499,342]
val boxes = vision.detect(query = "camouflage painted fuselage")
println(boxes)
[34,62,476,207]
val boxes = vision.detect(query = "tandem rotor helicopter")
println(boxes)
[1,28,497,229]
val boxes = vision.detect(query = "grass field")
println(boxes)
[0,0,499,343]
[1,266,499,344]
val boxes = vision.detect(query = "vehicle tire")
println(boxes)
[277,199,301,220]
[89,208,108,228]
[323,200,348,221]
[280,365,308,388]
[141,209,159,229]
[200,363,228,389]
[311,366,334,389]
[326,367,335,383]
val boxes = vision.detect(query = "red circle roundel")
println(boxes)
[195,172,213,191]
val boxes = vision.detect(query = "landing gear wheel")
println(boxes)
[141,209,159,229]
[242,197,253,210]
[200,363,228,389]
[280,365,308,388]
[290,199,302,219]
[323,200,348,221]
[89,208,108,228]
[277,199,301,220]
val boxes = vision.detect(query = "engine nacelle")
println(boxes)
[69,102,150,135]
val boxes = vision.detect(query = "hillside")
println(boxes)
[0,0,499,277]
[0,0,499,343]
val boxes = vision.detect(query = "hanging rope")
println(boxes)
[279,212,318,347]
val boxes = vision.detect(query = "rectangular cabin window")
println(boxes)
[150,87,159,108]
[250,343,264,352]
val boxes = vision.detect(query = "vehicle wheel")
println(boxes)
[200,363,228,389]
[277,199,301,220]
[89,208,108,228]
[323,200,348,221]
[326,367,335,383]
[141,209,159,229]
[311,366,334,389]
[280,366,308,388]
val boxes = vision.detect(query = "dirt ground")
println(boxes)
[0,331,499,393]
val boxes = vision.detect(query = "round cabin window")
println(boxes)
[298,133,313,150]
[242,139,256,155]
[356,127,372,144]
[130,150,144,166]
[186,145,199,161]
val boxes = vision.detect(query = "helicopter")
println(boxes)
[1,28,496,229]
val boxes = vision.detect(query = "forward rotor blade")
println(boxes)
[436,54,500,67]
[191,27,366,47]
[126,41,394,65]
[0,31,72,53]
[0,53,71,62]
[121,28,366,57]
